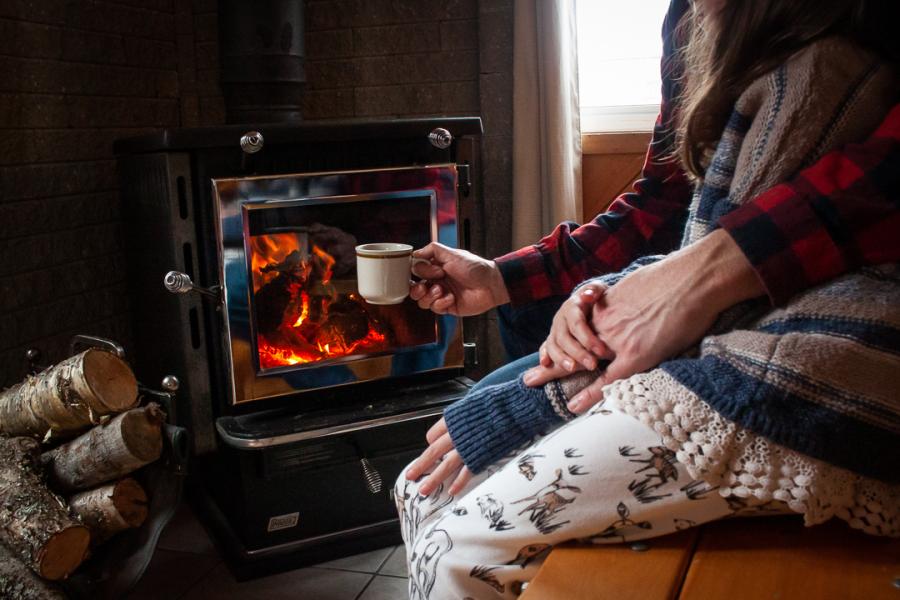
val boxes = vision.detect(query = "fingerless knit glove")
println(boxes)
[443,371,598,473]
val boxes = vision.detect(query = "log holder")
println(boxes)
[22,335,190,600]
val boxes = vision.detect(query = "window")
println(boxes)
[577,0,671,132]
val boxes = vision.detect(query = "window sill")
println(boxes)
[581,104,659,135]
[582,131,651,156]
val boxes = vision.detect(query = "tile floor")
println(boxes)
[129,502,409,600]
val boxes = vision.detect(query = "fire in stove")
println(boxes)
[249,230,389,369]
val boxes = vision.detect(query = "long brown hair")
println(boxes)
[677,0,898,179]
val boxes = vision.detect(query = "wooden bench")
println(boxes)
[520,517,900,600]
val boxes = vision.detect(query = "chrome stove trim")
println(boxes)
[216,405,446,449]
[211,164,464,405]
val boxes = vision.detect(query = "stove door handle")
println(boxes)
[164,271,222,304]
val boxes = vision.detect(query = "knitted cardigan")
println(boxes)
[444,37,900,536]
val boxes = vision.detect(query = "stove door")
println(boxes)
[213,165,464,405]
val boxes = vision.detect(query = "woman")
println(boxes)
[396,1,899,598]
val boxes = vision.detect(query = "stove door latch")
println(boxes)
[457,163,471,198]
[164,271,223,305]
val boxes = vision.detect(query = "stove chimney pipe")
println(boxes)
[218,0,306,123]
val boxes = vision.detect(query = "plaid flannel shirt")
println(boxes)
[495,0,900,307]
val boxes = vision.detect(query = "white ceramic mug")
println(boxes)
[355,243,429,305]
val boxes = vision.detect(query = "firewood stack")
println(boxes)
[0,349,164,599]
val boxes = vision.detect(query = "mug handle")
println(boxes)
[410,256,431,278]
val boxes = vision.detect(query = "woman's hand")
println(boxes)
[563,230,766,413]
[405,417,473,496]
[537,284,611,373]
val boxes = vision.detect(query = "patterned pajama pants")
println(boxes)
[394,399,788,600]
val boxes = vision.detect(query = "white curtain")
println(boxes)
[512,0,582,249]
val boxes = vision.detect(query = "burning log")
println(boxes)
[0,349,138,440]
[69,478,148,543]
[0,437,90,581]
[255,272,295,336]
[0,542,67,599]
[41,404,164,494]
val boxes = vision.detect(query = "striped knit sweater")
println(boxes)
[445,37,900,535]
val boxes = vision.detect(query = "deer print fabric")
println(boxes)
[395,400,788,600]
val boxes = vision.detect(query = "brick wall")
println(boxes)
[0,0,514,386]
[303,0,480,119]
[0,0,222,387]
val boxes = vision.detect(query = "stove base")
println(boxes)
[192,483,402,581]
[193,378,470,579]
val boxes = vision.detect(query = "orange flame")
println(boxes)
[249,231,390,369]
[292,291,310,327]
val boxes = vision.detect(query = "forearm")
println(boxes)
[683,230,766,312]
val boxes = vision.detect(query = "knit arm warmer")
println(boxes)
[444,371,599,473]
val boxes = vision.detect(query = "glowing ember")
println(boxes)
[250,231,390,369]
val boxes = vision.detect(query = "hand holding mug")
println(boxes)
[355,243,431,305]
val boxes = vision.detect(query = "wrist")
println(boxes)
[688,230,766,311]
[488,260,511,307]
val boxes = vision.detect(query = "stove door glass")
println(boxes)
[213,165,464,405]
[245,191,437,371]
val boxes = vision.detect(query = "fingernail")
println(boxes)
[563,359,574,371]
[583,358,595,370]
[567,399,580,412]
[523,372,535,385]
[431,287,441,297]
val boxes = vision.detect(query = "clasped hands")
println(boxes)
[405,231,764,497]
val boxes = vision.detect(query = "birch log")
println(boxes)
[69,478,148,543]
[0,542,67,600]
[0,349,138,439]
[0,437,89,581]
[41,404,164,494]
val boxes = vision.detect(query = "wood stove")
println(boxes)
[114,117,482,576]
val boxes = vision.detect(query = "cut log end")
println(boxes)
[0,542,68,599]
[82,349,138,413]
[112,478,149,528]
[120,405,164,462]
[35,526,89,581]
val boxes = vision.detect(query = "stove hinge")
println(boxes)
[456,163,471,199]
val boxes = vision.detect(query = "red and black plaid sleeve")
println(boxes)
[719,103,900,306]
[495,0,694,306]
[495,125,693,305]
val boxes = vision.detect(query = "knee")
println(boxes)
[407,519,471,600]
[393,459,417,516]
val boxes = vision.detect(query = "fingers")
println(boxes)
[418,450,463,496]
[412,260,445,280]
[523,363,570,387]
[412,242,451,262]
[410,281,429,301]
[570,289,609,359]
[555,328,598,371]
[425,418,448,444]
[544,332,589,372]
[566,377,606,414]
[566,357,637,413]
[405,432,455,481]
[430,293,456,315]
[539,343,552,367]
[414,284,450,311]
[448,466,473,496]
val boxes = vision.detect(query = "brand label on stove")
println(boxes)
[267,512,299,532]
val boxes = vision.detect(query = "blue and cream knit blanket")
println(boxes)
[591,37,900,487]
